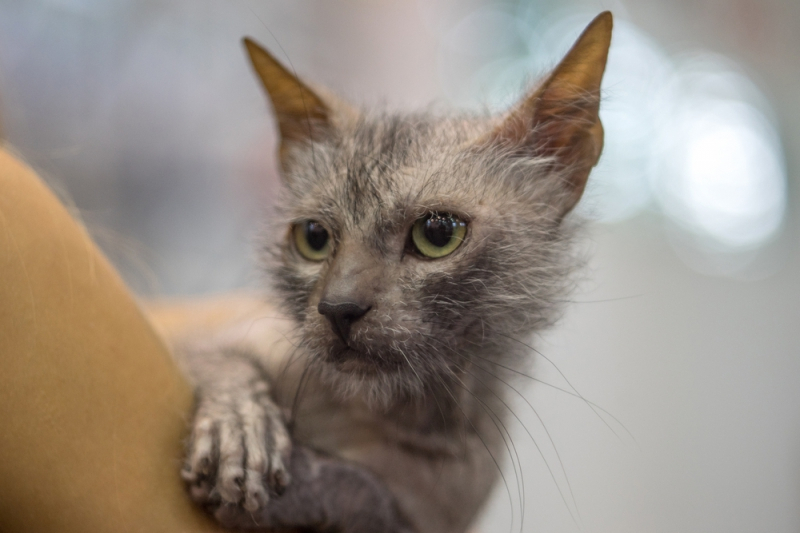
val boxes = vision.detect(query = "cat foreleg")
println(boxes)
[180,345,292,513]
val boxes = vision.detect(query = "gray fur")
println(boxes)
[178,109,583,533]
[178,19,609,532]
[268,111,580,405]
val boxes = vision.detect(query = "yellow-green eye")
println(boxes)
[293,220,331,261]
[411,213,467,258]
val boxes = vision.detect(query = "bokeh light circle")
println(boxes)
[436,8,787,268]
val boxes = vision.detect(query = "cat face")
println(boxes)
[246,13,613,402]
[271,115,562,398]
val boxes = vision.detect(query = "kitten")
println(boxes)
[177,11,612,533]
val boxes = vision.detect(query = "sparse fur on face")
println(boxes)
[245,10,612,409]
[265,111,585,407]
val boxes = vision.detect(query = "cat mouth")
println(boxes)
[324,345,404,375]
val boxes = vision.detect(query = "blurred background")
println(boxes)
[1,0,799,531]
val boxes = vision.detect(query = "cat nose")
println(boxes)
[317,301,370,344]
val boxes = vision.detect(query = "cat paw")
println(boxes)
[181,379,291,513]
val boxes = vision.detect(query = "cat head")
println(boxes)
[246,13,612,405]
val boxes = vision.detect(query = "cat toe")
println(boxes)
[183,416,220,505]
[214,418,249,504]
[243,478,269,512]
[266,413,292,495]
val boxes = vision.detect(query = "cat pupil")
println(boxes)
[305,221,328,251]
[424,214,454,247]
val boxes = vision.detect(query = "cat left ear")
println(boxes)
[243,38,357,165]
[484,12,613,215]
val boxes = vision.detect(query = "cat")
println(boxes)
[176,11,612,533]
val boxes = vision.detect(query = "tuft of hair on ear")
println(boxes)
[482,11,613,216]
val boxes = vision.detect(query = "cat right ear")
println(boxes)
[481,12,613,217]
[243,38,356,165]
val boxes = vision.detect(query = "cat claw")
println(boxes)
[182,382,292,512]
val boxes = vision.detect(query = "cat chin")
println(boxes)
[324,346,405,376]
[315,353,426,409]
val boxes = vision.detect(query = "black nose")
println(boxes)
[317,301,370,344]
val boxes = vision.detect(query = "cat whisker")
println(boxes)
[554,294,643,305]
[415,338,525,532]
[288,355,316,429]
[405,316,634,441]
[430,370,519,533]
[397,343,426,394]
[440,363,527,533]
[448,354,580,525]
[421,334,579,526]
[487,329,630,442]
[454,343,634,441]
[247,314,297,321]
[275,342,312,395]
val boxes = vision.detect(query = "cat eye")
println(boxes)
[411,213,467,259]
[293,220,331,261]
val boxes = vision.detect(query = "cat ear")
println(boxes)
[243,38,357,164]
[484,11,613,215]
